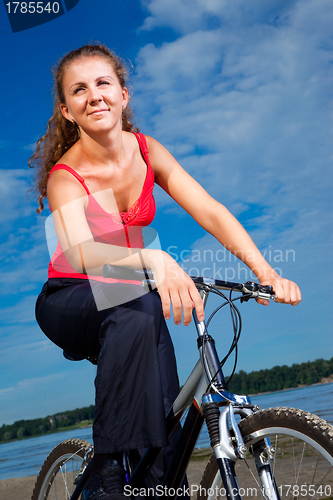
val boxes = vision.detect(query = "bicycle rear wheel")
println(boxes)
[31,438,93,500]
[198,407,333,500]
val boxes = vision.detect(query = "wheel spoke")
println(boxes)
[196,408,333,500]
[318,464,333,488]
[272,435,278,476]
[31,439,93,500]
[310,454,320,488]
[243,456,266,498]
[291,437,297,485]
[295,441,305,485]
[60,462,71,499]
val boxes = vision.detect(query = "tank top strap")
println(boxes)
[49,164,91,195]
[133,132,150,166]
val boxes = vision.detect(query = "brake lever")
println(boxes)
[256,291,277,301]
[241,281,276,302]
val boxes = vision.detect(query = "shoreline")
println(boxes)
[0,420,93,447]
[248,377,333,398]
[2,379,333,447]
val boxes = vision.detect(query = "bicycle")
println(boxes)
[31,266,333,500]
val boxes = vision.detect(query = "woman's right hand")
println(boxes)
[147,251,204,326]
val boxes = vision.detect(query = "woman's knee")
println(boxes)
[137,290,163,317]
[119,289,162,319]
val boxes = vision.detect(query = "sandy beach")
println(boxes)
[0,475,37,500]
[0,453,210,500]
[1,445,330,500]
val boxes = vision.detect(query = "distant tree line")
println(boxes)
[2,358,333,443]
[228,358,333,395]
[0,405,95,443]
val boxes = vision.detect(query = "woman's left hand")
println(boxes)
[257,275,302,306]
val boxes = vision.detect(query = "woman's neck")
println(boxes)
[77,126,126,168]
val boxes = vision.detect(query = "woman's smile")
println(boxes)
[89,108,110,116]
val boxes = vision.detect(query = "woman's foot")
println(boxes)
[82,458,126,500]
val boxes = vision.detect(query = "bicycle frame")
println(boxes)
[70,278,279,500]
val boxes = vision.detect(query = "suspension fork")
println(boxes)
[203,400,247,500]
[203,398,281,500]
[249,439,281,500]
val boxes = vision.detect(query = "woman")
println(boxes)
[30,44,301,500]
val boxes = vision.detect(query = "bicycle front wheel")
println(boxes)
[31,438,93,500]
[198,407,333,500]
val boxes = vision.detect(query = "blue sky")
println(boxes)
[0,0,332,425]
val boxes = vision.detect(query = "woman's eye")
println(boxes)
[73,87,85,95]
[98,80,110,87]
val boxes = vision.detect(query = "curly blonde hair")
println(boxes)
[29,44,138,213]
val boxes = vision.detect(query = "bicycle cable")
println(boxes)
[201,285,252,393]
[200,285,235,392]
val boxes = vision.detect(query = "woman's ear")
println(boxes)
[60,103,73,123]
[122,87,129,109]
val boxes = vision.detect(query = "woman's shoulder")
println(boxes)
[143,135,178,179]
[47,150,88,211]
[141,135,168,173]
[144,135,172,159]
[49,143,85,183]
[144,134,157,149]
[49,158,83,186]
[47,166,86,194]
[48,165,82,185]
[47,169,88,212]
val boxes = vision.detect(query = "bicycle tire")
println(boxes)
[31,438,93,500]
[197,407,333,500]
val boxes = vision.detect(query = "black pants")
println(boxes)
[35,278,180,458]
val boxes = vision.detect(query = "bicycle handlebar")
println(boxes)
[102,264,275,300]
[102,264,154,281]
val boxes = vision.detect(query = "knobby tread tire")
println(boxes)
[198,407,333,500]
[239,407,333,455]
[31,438,93,500]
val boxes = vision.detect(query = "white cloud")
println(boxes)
[0,215,49,296]
[0,387,14,396]
[140,0,299,34]
[0,365,96,424]
[0,169,36,224]
[0,329,96,425]
[23,142,37,151]
[133,0,333,263]
[0,295,37,324]
[0,325,49,368]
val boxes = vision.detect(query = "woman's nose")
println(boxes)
[88,87,103,104]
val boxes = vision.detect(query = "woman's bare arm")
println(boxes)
[147,135,301,307]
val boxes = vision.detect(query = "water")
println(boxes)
[1,382,332,481]
[0,426,93,481]
[194,382,333,448]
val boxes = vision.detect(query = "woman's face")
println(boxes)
[60,56,128,135]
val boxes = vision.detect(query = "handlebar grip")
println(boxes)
[102,264,154,281]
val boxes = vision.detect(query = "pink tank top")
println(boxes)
[48,133,156,283]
